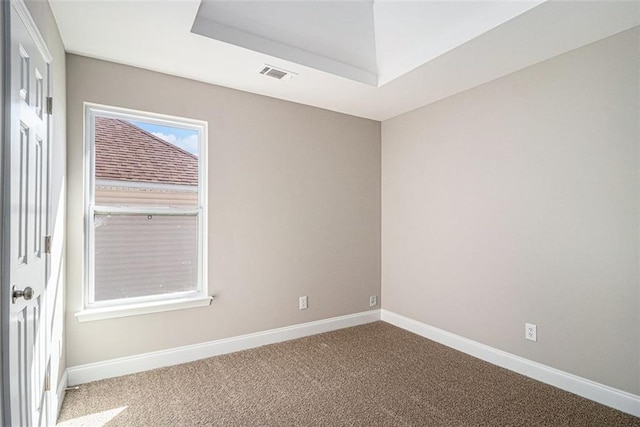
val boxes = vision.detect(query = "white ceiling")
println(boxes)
[191,1,543,86]
[192,1,545,86]
[49,0,640,121]
[192,1,379,85]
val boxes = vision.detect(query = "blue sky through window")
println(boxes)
[129,120,199,156]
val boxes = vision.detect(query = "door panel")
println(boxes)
[8,2,50,425]
[17,123,28,265]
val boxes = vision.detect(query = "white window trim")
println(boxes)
[76,296,213,322]
[77,103,210,322]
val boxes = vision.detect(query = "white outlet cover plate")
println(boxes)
[299,296,308,310]
[525,323,537,342]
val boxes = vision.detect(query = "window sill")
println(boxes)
[75,295,213,322]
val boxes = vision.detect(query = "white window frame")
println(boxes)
[76,103,211,322]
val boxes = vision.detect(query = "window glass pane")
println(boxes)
[94,116,199,207]
[94,214,198,302]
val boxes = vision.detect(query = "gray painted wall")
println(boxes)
[382,28,639,395]
[66,54,381,367]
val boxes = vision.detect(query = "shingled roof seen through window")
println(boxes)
[95,117,198,186]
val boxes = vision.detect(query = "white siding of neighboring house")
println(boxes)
[95,183,198,207]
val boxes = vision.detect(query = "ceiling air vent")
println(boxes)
[258,65,297,81]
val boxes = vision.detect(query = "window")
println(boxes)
[78,104,211,321]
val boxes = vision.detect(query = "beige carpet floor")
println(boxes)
[58,322,639,426]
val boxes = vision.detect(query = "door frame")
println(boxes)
[1,0,10,423]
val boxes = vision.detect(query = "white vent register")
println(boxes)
[258,64,298,80]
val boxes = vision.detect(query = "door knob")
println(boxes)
[12,286,34,304]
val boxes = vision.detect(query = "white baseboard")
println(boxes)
[63,308,639,418]
[67,309,381,386]
[381,309,640,417]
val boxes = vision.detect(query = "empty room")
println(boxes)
[1,0,638,425]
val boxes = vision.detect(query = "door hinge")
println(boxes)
[44,235,52,254]
[44,374,50,392]
[46,97,53,115]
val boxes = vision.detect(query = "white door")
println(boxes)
[7,2,51,425]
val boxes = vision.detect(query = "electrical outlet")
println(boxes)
[299,296,308,310]
[370,296,377,307]
[525,323,537,342]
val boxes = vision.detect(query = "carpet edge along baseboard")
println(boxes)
[65,308,639,418]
